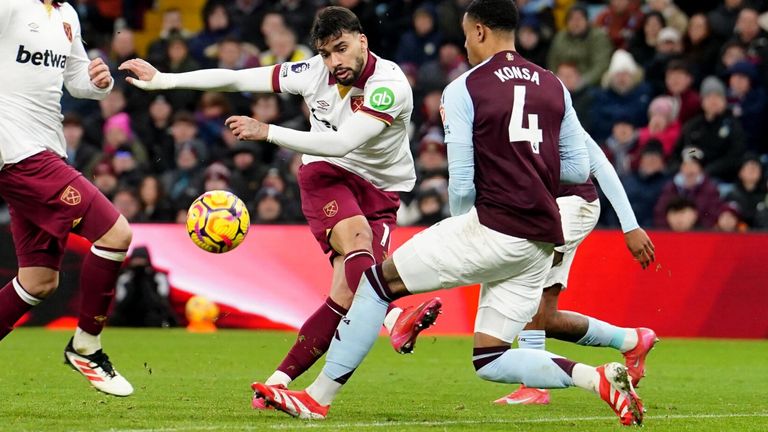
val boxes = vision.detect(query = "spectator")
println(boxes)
[418,42,470,91]
[414,188,447,226]
[683,13,722,80]
[159,34,201,112]
[602,117,639,177]
[63,113,102,179]
[645,27,685,94]
[590,49,653,141]
[516,0,556,42]
[416,132,449,179]
[257,11,289,51]
[594,0,645,49]
[731,8,768,65]
[92,161,119,201]
[146,8,194,66]
[715,39,748,77]
[725,61,766,153]
[674,76,746,182]
[162,143,204,205]
[556,62,593,129]
[665,197,700,231]
[646,0,689,34]
[725,155,766,226]
[708,0,745,40]
[655,149,722,228]
[110,246,177,327]
[138,175,175,222]
[272,0,316,42]
[396,6,443,68]
[203,162,232,192]
[135,95,175,173]
[195,92,233,151]
[547,5,613,87]
[664,60,702,125]
[637,95,681,159]
[628,11,667,68]
[214,36,258,71]
[436,0,472,46]
[715,201,748,231]
[227,0,270,47]
[229,141,267,203]
[188,2,238,67]
[622,141,669,227]
[253,187,287,224]
[112,145,144,189]
[166,111,209,171]
[83,86,127,147]
[112,188,142,223]
[102,112,149,167]
[515,18,550,68]
[258,27,313,66]
[414,90,444,145]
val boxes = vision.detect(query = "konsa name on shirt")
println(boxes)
[494,66,540,85]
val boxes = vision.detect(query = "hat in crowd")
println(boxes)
[666,59,692,75]
[114,145,134,158]
[255,186,282,202]
[681,146,705,163]
[62,112,82,127]
[606,49,640,76]
[93,161,116,177]
[700,76,726,98]
[172,111,197,126]
[230,141,260,157]
[648,96,676,122]
[719,201,742,219]
[658,27,682,44]
[641,139,665,156]
[103,112,132,137]
[204,162,231,181]
[726,61,758,82]
[418,131,446,156]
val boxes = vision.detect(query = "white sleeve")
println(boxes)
[63,13,112,100]
[587,136,640,232]
[267,112,386,156]
[359,79,411,126]
[146,65,277,93]
[273,59,317,96]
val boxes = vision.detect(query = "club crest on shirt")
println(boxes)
[350,95,364,112]
[62,22,72,42]
[323,200,338,217]
[60,185,81,206]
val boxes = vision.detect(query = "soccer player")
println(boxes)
[0,0,133,396]
[253,0,645,425]
[120,6,440,403]
[495,140,658,406]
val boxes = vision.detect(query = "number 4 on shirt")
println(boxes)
[509,85,543,154]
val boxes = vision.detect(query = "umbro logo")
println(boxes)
[316,100,330,111]
[28,23,39,32]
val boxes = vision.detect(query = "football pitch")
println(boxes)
[1,329,766,432]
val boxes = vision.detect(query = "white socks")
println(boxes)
[73,327,101,356]
[265,370,292,387]
[571,363,600,393]
[306,372,342,406]
[383,307,402,333]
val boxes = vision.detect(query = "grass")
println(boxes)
[0,329,766,431]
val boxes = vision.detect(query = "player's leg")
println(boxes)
[0,207,62,341]
[62,175,133,396]
[263,255,350,391]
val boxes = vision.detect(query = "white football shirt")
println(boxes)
[0,0,111,170]
[271,52,416,192]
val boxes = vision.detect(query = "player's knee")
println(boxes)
[98,216,132,250]
[330,289,354,309]
[24,274,59,298]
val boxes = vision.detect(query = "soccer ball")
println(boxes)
[185,295,220,323]
[186,190,250,253]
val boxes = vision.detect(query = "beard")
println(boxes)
[333,54,365,86]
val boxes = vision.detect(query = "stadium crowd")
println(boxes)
[5,0,768,232]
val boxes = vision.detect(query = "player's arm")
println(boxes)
[442,79,476,216]
[558,85,590,184]
[63,16,112,100]
[226,112,385,157]
[586,135,655,268]
[119,58,278,93]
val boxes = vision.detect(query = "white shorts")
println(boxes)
[393,208,554,337]
[543,195,600,289]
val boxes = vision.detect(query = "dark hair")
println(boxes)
[310,7,363,48]
[465,0,519,32]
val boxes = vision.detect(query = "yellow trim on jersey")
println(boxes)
[336,84,352,99]
[360,111,392,126]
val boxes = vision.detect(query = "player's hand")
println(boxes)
[118,58,163,90]
[89,57,112,89]
[624,228,655,269]
[225,116,269,141]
